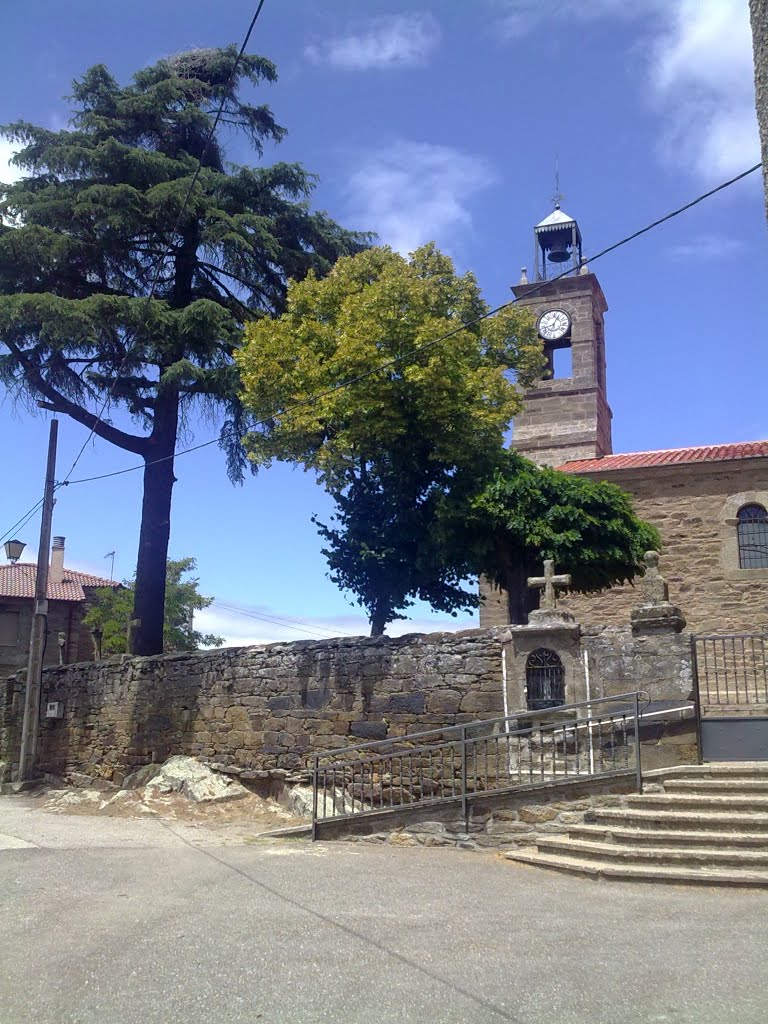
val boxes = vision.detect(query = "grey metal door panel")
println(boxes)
[701,718,768,761]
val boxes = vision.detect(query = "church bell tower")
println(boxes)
[479,201,614,628]
[511,203,612,467]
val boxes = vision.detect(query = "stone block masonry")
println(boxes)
[0,622,699,784]
[560,460,768,635]
[480,459,768,636]
[2,629,510,783]
[316,775,639,850]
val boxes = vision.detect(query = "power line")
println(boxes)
[0,497,44,546]
[212,600,361,640]
[58,0,269,487]
[56,161,762,491]
[214,600,360,638]
[1,160,760,539]
[573,162,760,264]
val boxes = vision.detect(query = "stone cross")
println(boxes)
[527,559,572,611]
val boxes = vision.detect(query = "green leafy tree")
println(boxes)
[237,244,544,634]
[0,48,368,655]
[466,450,661,623]
[84,557,223,655]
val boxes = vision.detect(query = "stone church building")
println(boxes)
[480,204,768,635]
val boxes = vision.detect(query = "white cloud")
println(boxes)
[667,234,745,261]
[345,140,496,255]
[0,138,22,185]
[305,13,440,71]
[495,0,632,38]
[649,0,759,179]
[195,602,476,648]
[495,0,759,182]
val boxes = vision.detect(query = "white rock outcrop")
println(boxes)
[143,756,249,803]
[286,784,359,819]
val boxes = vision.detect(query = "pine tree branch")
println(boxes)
[3,338,150,456]
[196,260,261,296]
[197,264,250,317]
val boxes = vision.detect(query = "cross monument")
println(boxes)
[527,559,571,611]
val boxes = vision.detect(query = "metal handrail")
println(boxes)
[315,690,652,760]
[315,708,658,772]
[311,690,651,837]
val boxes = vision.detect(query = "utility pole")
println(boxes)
[17,419,58,783]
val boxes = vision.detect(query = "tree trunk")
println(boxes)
[505,561,538,625]
[130,392,179,656]
[130,223,196,657]
[369,605,388,637]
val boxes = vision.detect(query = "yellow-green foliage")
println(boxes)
[236,244,544,489]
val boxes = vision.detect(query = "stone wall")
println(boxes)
[560,460,768,634]
[581,628,693,702]
[0,620,699,784]
[499,624,692,711]
[2,629,509,783]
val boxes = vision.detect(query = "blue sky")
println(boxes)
[0,0,765,644]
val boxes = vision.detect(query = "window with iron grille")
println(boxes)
[525,648,565,710]
[737,504,768,569]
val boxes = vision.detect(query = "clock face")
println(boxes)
[538,309,571,341]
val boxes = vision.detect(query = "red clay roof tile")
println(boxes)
[0,563,119,602]
[558,440,768,474]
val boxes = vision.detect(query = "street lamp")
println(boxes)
[4,539,25,563]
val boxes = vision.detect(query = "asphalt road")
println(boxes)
[1,797,767,1024]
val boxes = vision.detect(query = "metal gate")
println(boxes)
[692,634,768,761]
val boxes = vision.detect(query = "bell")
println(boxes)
[547,246,570,263]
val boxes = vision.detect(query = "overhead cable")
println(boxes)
[57,161,762,490]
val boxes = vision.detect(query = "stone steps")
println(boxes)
[505,762,768,887]
[568,823,768,849]
[648,762,768,779]
[587,807,768,831]
[664,778,768,794]
[624,792,768,812]
[507,849,768,888]
[535,835,768,868]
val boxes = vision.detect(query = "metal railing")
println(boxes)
[692,633,768,708]
[311,691,648,836]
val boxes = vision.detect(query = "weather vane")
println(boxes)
[552,157,564,210]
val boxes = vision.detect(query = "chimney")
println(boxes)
[50,536,66,586]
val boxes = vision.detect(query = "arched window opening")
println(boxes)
[525,648,565,711]
[737,504,768,569]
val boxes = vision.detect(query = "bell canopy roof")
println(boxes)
[535,205,577,230]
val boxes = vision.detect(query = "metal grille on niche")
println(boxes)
[737,504,768,569]
[525,648,565,710]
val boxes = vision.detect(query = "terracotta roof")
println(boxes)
[559,440,768,474]
[0,563,119,602]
